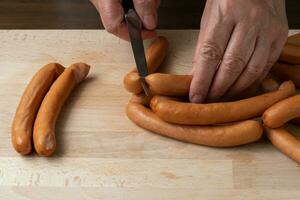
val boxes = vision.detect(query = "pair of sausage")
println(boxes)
[127,96,263,147]
[262,80,300,164]
[12,63,90,156]
[12,63,65,155]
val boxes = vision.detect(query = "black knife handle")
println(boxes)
[122,0,134,13]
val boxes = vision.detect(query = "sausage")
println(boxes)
[261,77,280,92]
[33,63,90,156]
[123,36,169,94]
[146,73,191,96]
[150,81,295,125]
[11,63,65,155]
[127,101,263,147]
[271,62,300,88]
[129,93,152,106]
[265,127,300,164]
[279,44,300,65]
[279,33,300,65]
[261,77,300,126]
[286,33,300,45]
[263,95,300,128]
[146,73,258,98]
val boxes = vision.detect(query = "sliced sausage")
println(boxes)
[123,36,169,94]
[146,73,191,96]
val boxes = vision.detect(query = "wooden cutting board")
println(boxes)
[0,30,299,200]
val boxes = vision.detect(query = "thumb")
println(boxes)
[133,0,160,30]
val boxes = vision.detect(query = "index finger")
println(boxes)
[91,0,155,40]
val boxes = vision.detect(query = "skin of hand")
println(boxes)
[90,0,160,40]
[190,0,288,103]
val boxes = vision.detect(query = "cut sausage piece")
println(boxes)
[265,127,300,164]
[123,36,169,94]
[127,101,263,147]
[263,95,300,128]
[11,63,65,155]
[145,73,260,98]
[129,93,152,106]
[150,81,295,125]
[146,73,191,96]
[271,62,300,88]
[33,63,90,156]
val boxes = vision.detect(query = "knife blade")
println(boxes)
[123,4,150,96]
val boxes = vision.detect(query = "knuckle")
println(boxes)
[245,65,264,76]
[248,7,264,21]
[209,87,227,100]
[221,55,245,74]
[104,23,118,34]
[199,42,223,62]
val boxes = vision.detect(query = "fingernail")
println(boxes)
[143,15,156,30]
[190,94,204,103]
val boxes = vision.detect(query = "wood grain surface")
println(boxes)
[0,30,299,200]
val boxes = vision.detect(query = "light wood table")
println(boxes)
[0,30,299,200]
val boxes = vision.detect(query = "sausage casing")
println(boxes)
[12,63,65,155]
[265,127,300,164]
[127,101,263,147]
[151,81,295,125]
[263,95,300,128]
[33,63,90,156]
[271,62,300,88]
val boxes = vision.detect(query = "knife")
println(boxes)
[123,0,150,96]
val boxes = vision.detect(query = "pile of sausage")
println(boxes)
[12,63,90,156]
[124,35,300,164]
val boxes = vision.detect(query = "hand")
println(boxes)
[90,0,160,40]
[190,0,288,103]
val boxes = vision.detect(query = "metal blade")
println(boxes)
[125,9,150,95]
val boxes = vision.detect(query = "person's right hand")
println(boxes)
[90,0,160,40]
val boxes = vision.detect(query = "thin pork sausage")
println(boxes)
[33,63,90,156]
[279,33,300,65]
[127,101,263,147]
[11,63,65,155]
[265,127,300,164]
[271,62,300,88]
[263,95,300,128]
[150,81,295,125]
